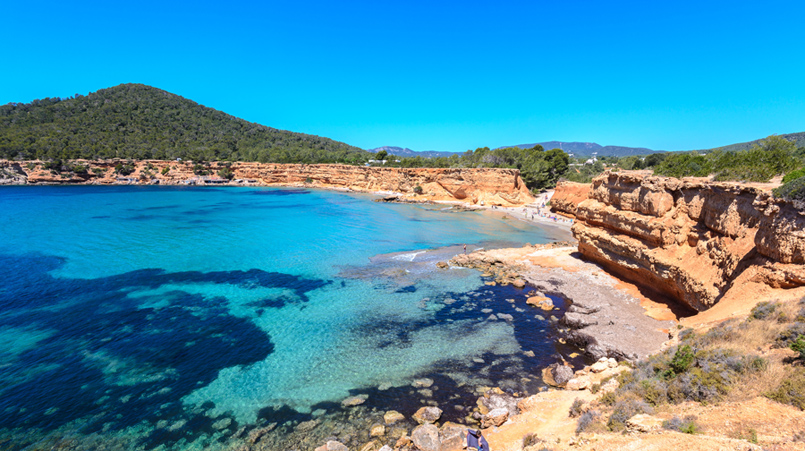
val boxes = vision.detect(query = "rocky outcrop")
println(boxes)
[550,180,590,217]
[0,160,534,206]
[571,171,805,311]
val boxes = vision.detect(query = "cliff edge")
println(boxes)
[553,171,805,312]
[0,160,534,207]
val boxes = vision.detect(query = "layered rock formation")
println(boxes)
[549,180,590,217]
[557,171,805,311]
[0,160,534,206]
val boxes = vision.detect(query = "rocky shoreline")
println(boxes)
[449,243,674,363]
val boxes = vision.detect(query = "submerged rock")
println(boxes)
[384,410,405,425]
[342,395,367,407]
[412,378,434,388]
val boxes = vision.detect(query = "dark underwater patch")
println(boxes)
[0,253,331,436]
[251,189,311,196]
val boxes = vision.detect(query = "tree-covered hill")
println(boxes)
[697,132,805,153]
[0,84,370,163]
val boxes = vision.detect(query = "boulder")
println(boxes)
[512,278,526,288]
[544,363,574,387]
[436,261,449,269]
[439,422,466,451]
[360,441,380,451]
[590,358,609,373]
[497,313,514,321]
[411,424,440,451]
[478,393,519,417]
[565,377,591,391]
[481,408,509,428]
[379,446,393,451]
[600,378,620,393]
[413,406,442,424]
[626,414,663,433]
[370,423,385,437]
[384,410,405,425]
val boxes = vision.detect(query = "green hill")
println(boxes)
[699,132,805,153]
[0,83,369,163]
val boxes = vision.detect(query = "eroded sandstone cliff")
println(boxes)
[554,171,805,311]
[0,160,534,206]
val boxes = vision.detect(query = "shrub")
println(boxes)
[792,335,805,360]
[114,163,134,175]
[71,164,88,174]
[413,185,423,194]
[669,345,695,375]
[569,398,585,418]
[218,167,234,180]
[750,301,779,320]
[43,159,63,172]
[304,176,313,184]
[775,323,805,350]
[607,399,653,432]
[161,166,170,175]
[774,175,805,202]
[765,368,805,410]
[599,391,617,406]
[663,415,700,434]
[92,167,106,176]
[522,432,544,448]
[783,168,805,184]
[575,410,600,434]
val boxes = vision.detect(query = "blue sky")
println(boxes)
[3,0,804,152]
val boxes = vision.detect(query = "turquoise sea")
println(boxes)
[0,186,576,450]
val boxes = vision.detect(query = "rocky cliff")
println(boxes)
[549,180,590,217]
[554,171,805,311]
[0,160,534,206]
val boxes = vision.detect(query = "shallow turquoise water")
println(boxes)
[0,186,572,449]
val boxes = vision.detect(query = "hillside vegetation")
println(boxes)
[0,84,369,164]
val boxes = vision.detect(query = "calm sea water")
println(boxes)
[0,186,575,450]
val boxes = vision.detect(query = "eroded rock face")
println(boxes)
[568,171,805,311]
[2,160,534,207]
[550,180,590,217]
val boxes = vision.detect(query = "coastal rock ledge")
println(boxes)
[553,171,805,312]
[0,160,534,207]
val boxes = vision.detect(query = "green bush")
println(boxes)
[217,167,234,180]
[774,175,805,202]
[750,301,780,320]
[161,166,170,175]
[766,368,805,410]
[663,415,700,434]
[783,168,805,184]
[413,185,423,194]
[114,163,134,175]
[669,345,695,375]
[792,335,805,360]
[654,153,711,178]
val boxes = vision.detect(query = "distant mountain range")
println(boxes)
[366,146,460,159]
[498,142,662,158]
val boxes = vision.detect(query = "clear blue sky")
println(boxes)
[3,0,804,152]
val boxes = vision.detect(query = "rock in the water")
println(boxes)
[411,424,440,451]
[378,446,393,451]
[527,296,554,311]
[360,441,380,451]
[384,410,405,424]
[342,395,367,407]
[626,414,663,433]
[545,363,574,387]
[512,278,526,288]
[413,406,443,424]
[412,378,434,388]
[316,441,348,451]
[481,408,509,428]
[523,350,535,357]
[370,423,385,437]
[497,313,514,321]
[212,417,232,430]
[487,314,498,321]
[297,419,319,432]
[436,261,449,269]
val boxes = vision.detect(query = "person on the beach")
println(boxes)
[463,244,467,254]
